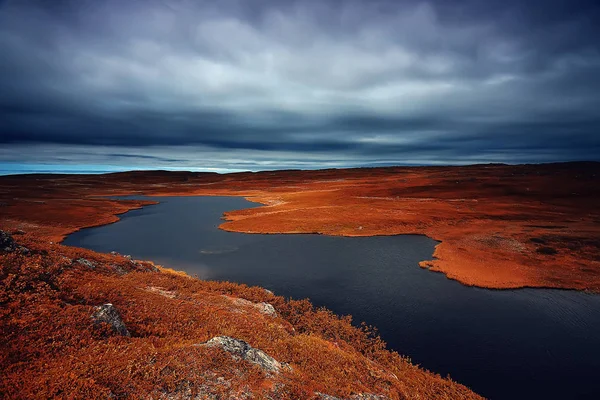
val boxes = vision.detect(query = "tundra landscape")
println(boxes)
[1,163,599,398]
[2,0,600,398]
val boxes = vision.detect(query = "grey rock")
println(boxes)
[92,303,130,337]
[0,230,17,252]
[258,302,277,317]
[74,258,96,269]
[199,336,286,373]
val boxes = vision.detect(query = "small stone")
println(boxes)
[92,303,130,337]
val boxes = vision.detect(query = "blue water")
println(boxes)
[63,196,600,399]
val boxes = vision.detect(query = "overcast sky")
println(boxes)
[1,0,599,173]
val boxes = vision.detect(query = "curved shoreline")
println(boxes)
[1,162,599,292]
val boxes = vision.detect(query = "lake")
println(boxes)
[63,196,600,399]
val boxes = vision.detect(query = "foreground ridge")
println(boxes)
[0,230,482,398]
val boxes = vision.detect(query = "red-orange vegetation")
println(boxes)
[0,240,481,399]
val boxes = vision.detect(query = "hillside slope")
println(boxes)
[0,231,481,399]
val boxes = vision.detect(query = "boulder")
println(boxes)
[199,336,286,373]
[0,230,17,252]
[92,303,130,337]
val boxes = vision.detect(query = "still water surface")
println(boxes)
[63,196,600,399]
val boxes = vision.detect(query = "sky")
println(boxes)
[1,0,599,174]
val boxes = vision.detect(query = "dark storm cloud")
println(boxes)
[0,0,599,171]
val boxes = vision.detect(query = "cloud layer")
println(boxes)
[1,0,599,171]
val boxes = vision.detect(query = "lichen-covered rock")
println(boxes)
[74,257,96,269]
[199,336,286,373]
[257,302,277,317]
[92,303,130,337]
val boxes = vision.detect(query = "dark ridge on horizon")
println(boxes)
[2,161,599,181]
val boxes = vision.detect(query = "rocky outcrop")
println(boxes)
[198,336,286,374]
[92,303,131,337]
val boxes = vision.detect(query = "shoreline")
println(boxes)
[64,194,600,296]
[1,162,599,292]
